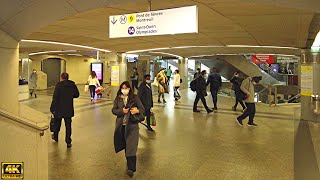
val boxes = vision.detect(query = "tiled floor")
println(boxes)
[21,87,319,180]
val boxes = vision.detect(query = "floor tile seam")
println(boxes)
[173,103,294,116]
[41,102,114,115]
[34,92,112,100]
[169,105,293,118]
[171,106,293,121]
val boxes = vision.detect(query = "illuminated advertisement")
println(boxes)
[91,63,103,81]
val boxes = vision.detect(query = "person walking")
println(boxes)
[166,66,173,85]
[29,69,38,98]
[173,69,181,101]
[112,81,145,177]
[87,71,100,101]
[230,72,246,112]
[206,67,222,112]
[193,68,201,79]
[130,67,139,92]
[193,70,213,113]
[138,74,154,131]
[50,73,79,148]
[156,68,168,103]
[235,76,262,127]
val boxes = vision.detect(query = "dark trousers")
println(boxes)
[122,126,137,172]
[174,87,181,99]
[54,117,72,144]
[237,103,256,124]
[132,80,138,91]
[145,108,151,128]
[166,76,170,85]
[234,92,246,109]
[211,88,219,108]
[193,94,210,111]
[89,85,96,98]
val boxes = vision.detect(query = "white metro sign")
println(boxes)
[109,6,198,38]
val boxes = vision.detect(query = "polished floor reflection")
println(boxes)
[21,87,317,180]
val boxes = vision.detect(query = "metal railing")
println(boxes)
[242,55,297,85]
[0,109,49,136]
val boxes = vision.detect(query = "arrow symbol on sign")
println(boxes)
[111,16,117,25]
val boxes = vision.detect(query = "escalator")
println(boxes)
[198,55,299,104]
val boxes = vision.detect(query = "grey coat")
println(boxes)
[112,95,145,157]
[29,72,37,88]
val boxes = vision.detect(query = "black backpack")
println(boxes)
[190,78,197,91]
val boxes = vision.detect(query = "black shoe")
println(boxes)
[207,109,213,114]
[147,127,154,132]
[247,123,258,127]
[193,110,200,112]
[158,99,161,103]
[163,99,167,103]
[30,92,32,97]
[67,143,72,148]
[232,106,236,111]
[235,118,243,126]
[213,107,218,112]
[51,134,58,142]
[35,94,37,98]
[127,170,134,177]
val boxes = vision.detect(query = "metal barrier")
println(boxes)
[311,95,320,115]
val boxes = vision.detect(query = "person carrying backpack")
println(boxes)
[206,67,222,112]
[193,70,213,113]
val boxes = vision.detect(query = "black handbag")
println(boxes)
[50,115,55,132]
[128,103,145,123]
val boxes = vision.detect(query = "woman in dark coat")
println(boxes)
[112,81,145,177]
[230,72,246,112]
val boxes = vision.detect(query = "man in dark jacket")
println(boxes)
[193,70,213,113]
[50,72,79,148]
[206,67,222,112]
[230,72,246,111]
[138,74,154,131]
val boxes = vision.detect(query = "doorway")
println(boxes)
[42,58,61,87]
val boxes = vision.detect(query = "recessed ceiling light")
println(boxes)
[149,52,182,59]
[29,50,77,56]
[21,39,111,52]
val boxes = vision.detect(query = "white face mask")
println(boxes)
[121,89,130,95]
[146,80,151,84]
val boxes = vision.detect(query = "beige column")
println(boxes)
[179,57,188,89]
[0,30,49,180]
[110,53,127,100]
[0,30,19,115]
[300,49,320,122]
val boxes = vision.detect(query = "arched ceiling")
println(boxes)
[2,0,319,57]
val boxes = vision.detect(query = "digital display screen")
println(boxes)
[91,63,103,81]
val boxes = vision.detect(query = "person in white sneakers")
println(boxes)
[87,71,100,101]
[173,69,181,101]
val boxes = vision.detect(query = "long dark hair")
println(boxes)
[117,81,134,99]
[91,71,97,78]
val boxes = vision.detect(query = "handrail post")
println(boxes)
[269,85,272,106]
[274,85,278,106]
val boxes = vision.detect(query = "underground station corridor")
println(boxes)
[1,0,320,179]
